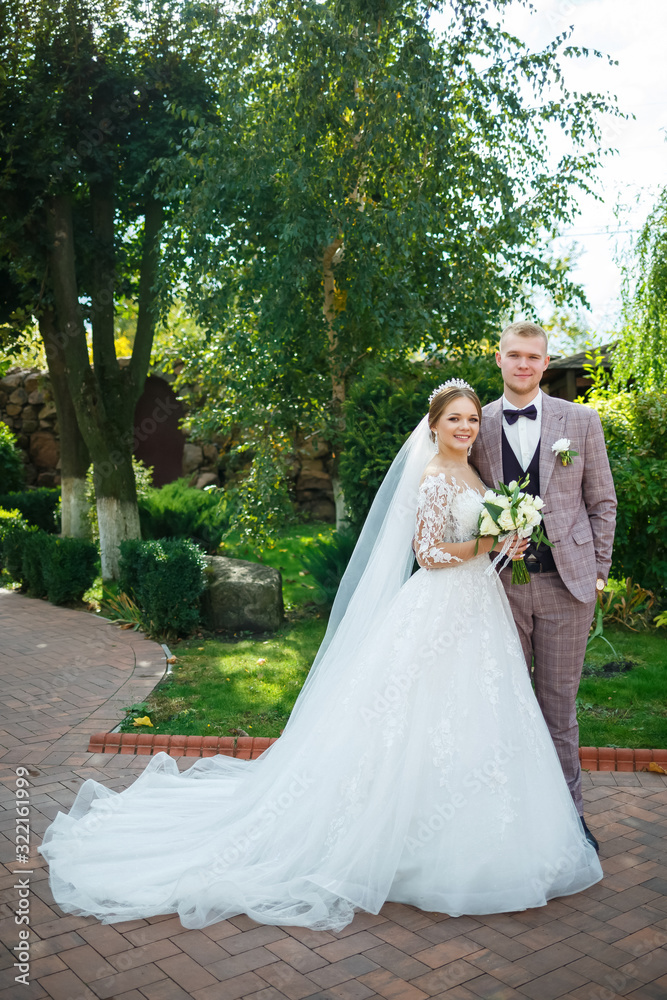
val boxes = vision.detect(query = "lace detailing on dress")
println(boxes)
[414,475,482,568]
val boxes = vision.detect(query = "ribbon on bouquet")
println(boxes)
[484,532,523,578]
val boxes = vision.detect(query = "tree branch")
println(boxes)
[90,180,117,381]
[130,197,164,397]
[46,194,95,405]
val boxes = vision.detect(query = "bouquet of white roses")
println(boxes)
[476,476,552,584]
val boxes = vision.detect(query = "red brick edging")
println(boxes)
[579,745,667,772]
[87,733,277,758]
[86,733,667,770]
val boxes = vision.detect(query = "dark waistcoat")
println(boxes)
[501,430,556,571]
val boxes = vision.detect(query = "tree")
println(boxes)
[164,0,619,521]
[612,186,667,390]
[0,0,218,575]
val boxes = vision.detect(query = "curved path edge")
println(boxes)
[0,589,166,768]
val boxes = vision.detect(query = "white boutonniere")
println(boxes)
[552,438,579,466]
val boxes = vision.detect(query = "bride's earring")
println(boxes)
[468,445,472,457]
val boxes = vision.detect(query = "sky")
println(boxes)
[439,0,667,341]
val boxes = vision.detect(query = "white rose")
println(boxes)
[532,496,544,510]
[551,438,570,454]
[482,490,497,504]
[508,480,518,491]
[479,511,501,536]
[498,508,515,531]
[495,495,511,510]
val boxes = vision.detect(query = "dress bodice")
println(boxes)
[414,474,483,566]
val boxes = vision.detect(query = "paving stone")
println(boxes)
[206,947,281,982]
[87,963,169,998]
[170,929,231,966]
[258,960,323,999]
[266,937,330,973]
[315,934,387,963]
[192,971,268,1000]
[36,968,99,999]
[156,952,220,990]
[307,956,381,989]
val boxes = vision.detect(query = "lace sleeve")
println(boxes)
[414,476,464,568]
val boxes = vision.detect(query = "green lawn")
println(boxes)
[577,626,667,748]
[105,523,666,749]
[124,618,326,737]
[127,619,667,747]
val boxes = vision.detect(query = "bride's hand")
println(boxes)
[509,535,530,561]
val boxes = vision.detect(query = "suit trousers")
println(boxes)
[499,567,596,814]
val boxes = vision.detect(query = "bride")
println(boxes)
[40,380,602,931]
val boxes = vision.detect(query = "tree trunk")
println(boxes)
[46,191,165,578]
[40,309,91,538]
[323,238,349,529]
[46,192,141,577]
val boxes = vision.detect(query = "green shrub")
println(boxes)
[300,530,358,605]
[0,488,61,532]
[119,537,207,637]
[588,389,667,597]
[605,456,667,596]
[0,423,24,493]
[340,355,503,529]
[41,535,99,605]
[138,479,234,552]
[20,530,47,597]
[0,509,33,583]
[0,511,98,602]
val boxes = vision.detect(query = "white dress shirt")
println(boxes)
[502,389,543,472]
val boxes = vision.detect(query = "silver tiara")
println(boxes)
[428,378,474,405]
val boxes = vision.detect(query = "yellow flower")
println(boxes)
[132,715,154,727]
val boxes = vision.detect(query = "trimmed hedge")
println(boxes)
[0,510,98,603]
[0,488,61,533]
[41,535,99,605]
[119,537,207,637]
[0,508,32,582]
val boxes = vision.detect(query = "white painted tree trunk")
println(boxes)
[332,475,349,532]
[97,497,141,581]
[60,477,91,539]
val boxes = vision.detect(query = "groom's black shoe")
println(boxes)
[580,815,599,852]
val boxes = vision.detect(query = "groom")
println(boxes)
[471,321,617,850]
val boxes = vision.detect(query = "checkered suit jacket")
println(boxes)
[470,393,617,604]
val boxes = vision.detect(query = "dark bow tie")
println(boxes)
[503,404,538,425]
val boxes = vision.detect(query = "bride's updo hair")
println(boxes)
[428,384,482,443]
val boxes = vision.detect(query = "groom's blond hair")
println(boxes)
[499,321,548,353]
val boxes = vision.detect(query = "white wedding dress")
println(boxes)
[40,472,602,931]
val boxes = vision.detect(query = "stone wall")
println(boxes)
[0,369,60,487]
[0,367,336,521]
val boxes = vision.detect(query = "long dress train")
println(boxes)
[39,475,602,931]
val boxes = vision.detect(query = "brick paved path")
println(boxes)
[1,590,666,1000]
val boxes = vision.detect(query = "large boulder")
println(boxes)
[202,556,284,632]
